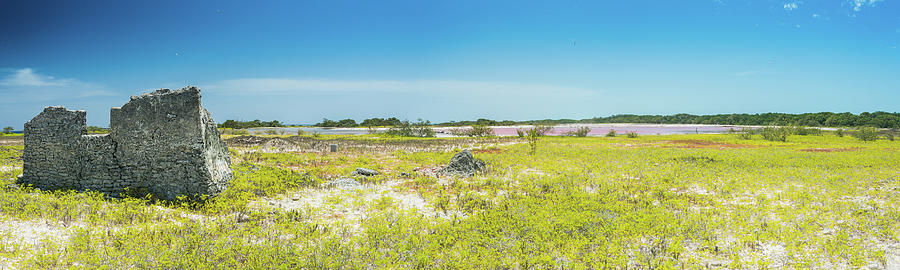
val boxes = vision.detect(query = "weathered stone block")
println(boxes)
[18,86,232,200]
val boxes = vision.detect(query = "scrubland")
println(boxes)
[1,132,899,269]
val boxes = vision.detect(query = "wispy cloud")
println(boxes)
[0,68,73,87]
[0,68,115,103]
[783,1,802,11]
[204,78,596,97]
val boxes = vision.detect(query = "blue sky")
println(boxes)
[1,0,898,128]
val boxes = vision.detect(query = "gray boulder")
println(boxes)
[439,150,486,177]
[354,167,379,176]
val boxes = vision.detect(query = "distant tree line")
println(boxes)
[316,117,404,127]
[234,112,900,129]
[218,119,285,129]
[439,118,517,127]
[577,112,900,128]
[474,112,900,128]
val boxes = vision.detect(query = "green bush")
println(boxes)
[834,128,845,137]
[386,119,435,138]
[626,131,639,138]
[737,127,753,140]
[452,125,495,137]
[531,124,554,136]
[3,126,14,134]
[565,126,591,137]
[605,129,616,137]
[853,127,880,142]
[516,129,526,138]
[791,126,822,136]
[759,126,790,142]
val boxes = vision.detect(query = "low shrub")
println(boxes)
[760,126,790,142]
[737,127,753,140]
[834,128,845,137]
[386,119,435,138]
[565,126,591,137]
[605,129,616,137]
[853,127,880,141]
[530,124,554,136]
[516,129,526,138]
[792,126,822,136]
[451,125,495,137]
[626,131,639,138]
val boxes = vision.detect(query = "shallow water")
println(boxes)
[246,124,750,137]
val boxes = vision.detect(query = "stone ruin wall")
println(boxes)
[18,87,232,200]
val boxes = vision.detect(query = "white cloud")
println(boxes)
[783,1,802,11]
[0,68,73,87]
[204,78,596,97]
[0,68,115,102]
[851,0,883,12]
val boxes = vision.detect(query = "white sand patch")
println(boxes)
[253,179,439,233]
[0,217,79,248]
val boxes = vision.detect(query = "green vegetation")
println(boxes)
[447,111,900,128]
[439,118,517,127]
[385,119,435,137]
[853,127,880,142]
[2,127,12,134]
[564,126,591,137]
[737,127,753,140]
[360,117,402,127]
[316,118,358,127]
[759,126,791,142]
[218,119,285,129]
[1,133,899,268]
[451,125,495,137]
[86,126,108,134]
[605,129,616,137]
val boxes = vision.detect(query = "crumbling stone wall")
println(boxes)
[18,87,232,200]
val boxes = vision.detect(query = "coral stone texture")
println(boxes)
[18,87,232,200]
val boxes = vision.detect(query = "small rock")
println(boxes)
[355,167,379,176]
[438,150,486,177]
[399,172,412,178]
[321,178,362,189]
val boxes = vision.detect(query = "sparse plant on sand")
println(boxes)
[525,126,544,154]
